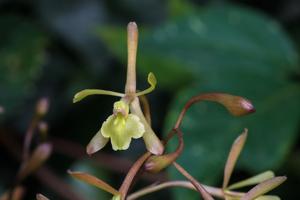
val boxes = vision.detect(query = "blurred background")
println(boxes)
[0,0,300,199]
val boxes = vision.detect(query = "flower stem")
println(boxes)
[119,152,151,200]
[127,181,225,200]
[173,162,214,200]
[125,22,138,95]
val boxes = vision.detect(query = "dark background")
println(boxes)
[0,0,300,199]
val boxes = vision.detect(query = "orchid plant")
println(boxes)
[37,22,286,200]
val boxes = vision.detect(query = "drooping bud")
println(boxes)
[145,129,183,173]
[218,95,255,116]
[175,93,255,129]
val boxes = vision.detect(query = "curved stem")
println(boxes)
[174,93,255,129]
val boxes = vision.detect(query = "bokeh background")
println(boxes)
[0,0,300,199]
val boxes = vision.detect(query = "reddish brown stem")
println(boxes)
[173,162,214,200]
[0,131,86,200]
[119,152,151,200]
[23,116,39,161]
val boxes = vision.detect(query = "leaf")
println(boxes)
[223,129,248,188]
[98,4,299,199]
[0,16,47,118]
[150,4,299,200]
[68,170,119,196]
[241,176,286,200]
[254,196,280,200]
[228,171,275,190]
[67,162,112,200]
[36,0,110,73]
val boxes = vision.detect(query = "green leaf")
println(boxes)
[99,5,299,88]
[98,4,299,199]
[228,171,275,190]
[0,16,47,117]
[153,5,299,200]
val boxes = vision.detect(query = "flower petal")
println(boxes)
[101,115,131,150]
[136,72,157,96]
[101,115,116,138]
[125,114,145,139]
[73,89,124,103]
[110,133,132,150]
[100,113,144,150]
[86,129,109,155]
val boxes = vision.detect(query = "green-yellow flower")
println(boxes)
[86,100,145,153]
[73,72,163,155]
[101,101,145,151]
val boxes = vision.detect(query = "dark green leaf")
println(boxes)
[98,4,300,199]
[0,16,47,117]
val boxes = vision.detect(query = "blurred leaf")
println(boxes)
[0,16,47,118]
[99,4,299,88]
[36,0,110,72]
[168,0,196,18]
[99,6,300,192]
[106,0,167,25]
[46,2,299,199]
[98,25,192,87]
[142,4,300,200]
